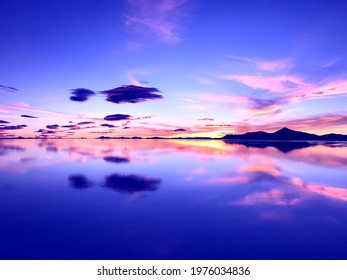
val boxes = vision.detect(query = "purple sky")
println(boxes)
[1,0,347,138]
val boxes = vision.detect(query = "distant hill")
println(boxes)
[222,127,347,141]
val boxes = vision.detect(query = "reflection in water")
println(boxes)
[104,173,161,194]
[103,156,129,164]
[0,143,26,153]
[46,146,58,153]
[0,139,347,259]
[20,157,36,163]
[224,140,316,153]
[68,174,92,189]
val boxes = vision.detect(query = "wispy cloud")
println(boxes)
[227,55,291,72]
[0,84,18,93]
[0,103,69,117]
[232,112,347,134]
[221,74,305,93]
[293,80,347,101]
[199,94,284,116]
[194,76,217,86]
[125,0,187,44]
[125,68,156,86]
[21,114,38,119]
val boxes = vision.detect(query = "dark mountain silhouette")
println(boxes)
[222,127,347,141]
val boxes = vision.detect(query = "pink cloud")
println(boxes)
[255,60,291,72]
[306,80,347,98]
[227,55,292,72]
[221,74,305,92]
[232,112,347,135]
[242,103,282,115]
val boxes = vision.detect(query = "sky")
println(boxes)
[1,0,347,138]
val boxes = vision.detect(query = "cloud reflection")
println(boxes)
[104,173,161,194]
[103,156,130,164]
[68,174,93,189]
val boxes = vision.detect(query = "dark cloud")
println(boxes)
[198,118,215,121]
[205,124,233,127]
[46,124,59,129]
[130,115,153,120]
[123,126,130,129]
[68,174,92,189]
[100,123,117,128]
[77,121,95,125]
[0,125,26,130]
[101,85,162,104]
[122,120,131,127]
[0,120,10,124]
[69,85,162,104]
[21,114,38,119]
[62,125,80,129]
[104,114,132,121]
[174,128,187,132]
[103,156,130,164]
[250,97,282,109]
[36,129,55,134]
[0,85,18,93]
[244,96,286,115]
[70,88,96,102]
[89,131,114,134]
[104,173,161,194]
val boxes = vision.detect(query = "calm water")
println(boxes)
[0,139,347,260]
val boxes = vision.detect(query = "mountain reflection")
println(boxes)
[223,140,316,153]
[104,173,161,194]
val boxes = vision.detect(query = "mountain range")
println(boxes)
[222,127,347,141]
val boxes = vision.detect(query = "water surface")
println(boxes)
[0,139,347,259]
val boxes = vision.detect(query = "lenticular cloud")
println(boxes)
[101,85,162,104]
[69,85,162,104]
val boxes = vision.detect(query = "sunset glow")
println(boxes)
[1,0,347,138]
